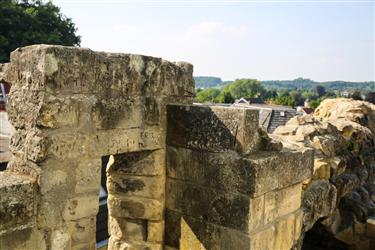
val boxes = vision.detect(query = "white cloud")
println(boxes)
[185,21,248,39]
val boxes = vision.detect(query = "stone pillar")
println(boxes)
[106,150,166,249]
[165,105,314,250]
[0,45,194,249]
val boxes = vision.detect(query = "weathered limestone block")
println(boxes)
[75,158,102,194]
[248,195,265,232]
[167,145,312,198]
[0,228,47,250]
[264,183,302,224]
[45,127,163,159]
[167,146,254,195]
[107,149,165,177]
[3,44,195,249]
[167,105,259,153]
[0,172,36,236]
[249,225,275,250]
[7,45,194,97]
[302,180,337,231]
[314,98,375,133]
[165,209,250,250]
[51,229,71,250]
[107,175,165,199]
[108,216,147,241]
[9,127,49,163]
[313,158,331,179]
[166,179,252,232]
[245,149,313,197]
[108,217,164,247]
[67,217,96,246]
[6,156,41,180]
[62,194,99,221]
[108,195,163,221]
[148,220,165,243]
[274,213,295,250]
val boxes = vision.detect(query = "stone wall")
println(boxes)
[0,45,194,249]
[164,104,314,250]
[164,99,375,249]
[273,98,375,249]
[0,45,374,250]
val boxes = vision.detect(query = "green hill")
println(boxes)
[194,76,375,93]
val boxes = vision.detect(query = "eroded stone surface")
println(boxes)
[0,172,36,236]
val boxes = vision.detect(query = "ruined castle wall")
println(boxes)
[165,104,314,250]
[1,45,374,250]
[273,98,375,249]
[0,45,194,249]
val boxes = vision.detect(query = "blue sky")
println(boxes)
[53,0,374,81]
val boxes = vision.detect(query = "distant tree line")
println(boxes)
[195,76,375,93]
[196,78,375,108]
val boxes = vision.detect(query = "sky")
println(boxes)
[53,0,375,82]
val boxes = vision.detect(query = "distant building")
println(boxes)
[232,102,296,133]
[235,97,265,105]
[296,106,314,115]
[341,91,350,98]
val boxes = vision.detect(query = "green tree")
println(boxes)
[309,98,323,109]
[351,90,362,100]
[274,90,295,107]
[290,90,304,106]
[217,89,234,103]
[195,88,221,103]
[0,0,81,62]
[316,85,326,97]
[365,92,375,104]
[227,79,267,99]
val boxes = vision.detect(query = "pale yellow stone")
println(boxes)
[180,218,206,250]
[274,213,295,250]
[294,210,303,241]
[248,195,265,232]
[67,217,96,244]
[107,175,165,200]
[249,225,275,250]
[108,216,146,241]
[313,158,331,179]
[75,158,101,194]
[63,195,99,221]
[51,230,71,250]
[147,220,165,243]
[264,183,302,223]
[39,169,67,195]
[0,228,47,250]
[108,195,163,220]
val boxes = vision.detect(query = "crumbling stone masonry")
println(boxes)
[0,45,374,250]
[0,45,194,249]
[164,105,313,250]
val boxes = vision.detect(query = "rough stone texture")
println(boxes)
[0,44,194,249]
[165,104,311,249]
[273,98,375,250]
[167,105,260,154]
[2,45,374,250]
[0,172,36,236]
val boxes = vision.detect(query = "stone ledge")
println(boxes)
[245,148,314,197]
[167,104,259,154]
[0,172,36,236]
[167,145,313,198]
